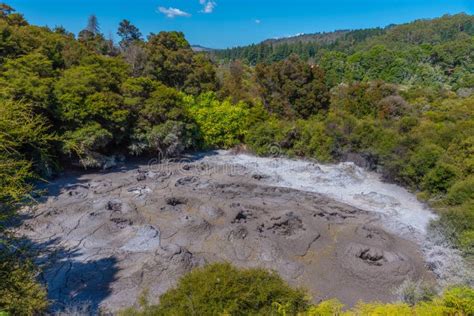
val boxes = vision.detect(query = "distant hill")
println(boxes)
[191,45,215,52]
[262,30,350,46]
[214,13,474,64]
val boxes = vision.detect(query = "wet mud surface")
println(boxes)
[16,153,435,312]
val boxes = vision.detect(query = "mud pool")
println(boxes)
[15,151,469,313]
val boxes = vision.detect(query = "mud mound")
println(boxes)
[15,156,434,313]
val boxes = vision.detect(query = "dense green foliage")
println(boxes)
[0,4,473,313]
[0,98,51,315]
[307,286,474,315]
[216,14,474,89]
[0,239,48,315]
[255,55,330,118]
[121,263,474,316]
[185,92,250,148]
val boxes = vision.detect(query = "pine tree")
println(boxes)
[117,19,142,48]
[86,14,100,35]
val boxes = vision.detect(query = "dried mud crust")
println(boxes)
[16,158,434,312]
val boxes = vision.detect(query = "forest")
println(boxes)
[0,3,473,314]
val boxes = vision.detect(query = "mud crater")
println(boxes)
[14,153,435,313]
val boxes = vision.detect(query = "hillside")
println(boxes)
[261,29,351,45]
[214,13,474,64]
[191,44,215,52]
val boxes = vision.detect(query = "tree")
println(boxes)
[0,100,52,314]
[78,29,110,54]
[0,103,50,314]
[127,81,198,156]
[218,60,257,103]
[0,3,14,18]
[54,56,130,165]
[330,81,399,118]
[183,53,217,95]
[144,31,193,88]
[77,15,113,54]
[86,14,100,35]
[144,31,216,93]
[0,244,49,315]
[0,52,55,112]
[122,43,147,77]
[255,54,330,118]
[117,19,142,48]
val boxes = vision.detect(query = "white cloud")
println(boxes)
[158,7,191,18]
[199,0,216,13]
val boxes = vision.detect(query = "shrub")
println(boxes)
[0,100,51,315]
[422,162,460,194]
[441,201,474,253]
[121,263,309,315]
[246,118,292,156]
[351,301,413,315]
[305,299,344,316]
[62,123,113,168]
[435,286,474,315]
[186,93,250,149]
[311,287,474,315]
[0,242,48,315]
[400,143,443,189]
[292,119,334,162]
[459,230,474,256]
[377,95,409,119]
[447,176,474,205]
[146,121,197,157]
[394,279,436,306]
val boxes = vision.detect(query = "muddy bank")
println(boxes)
[16,152,436,313]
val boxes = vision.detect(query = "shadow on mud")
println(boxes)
[4,208,119,314]
[3,230,119,314]
[45,255,119,313]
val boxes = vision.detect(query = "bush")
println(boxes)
[394,279,436,306]
[246,118,292,156]
[422,162,460,194]
[62,123,113,168]
[0,241,48,315]
[292,119,334,162]
[447,176,474,205]
[459,230,474,256]
[441,201,474,253]
[435,286,474,315]
[305,299,344,315]
[0,100,51,315]
[304,286,474,315]
[186,93,250,149]
[400,143,443,189]
[121,263,309,315]
[145,120,197,157]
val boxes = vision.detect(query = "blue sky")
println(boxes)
[7,0,473,48]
